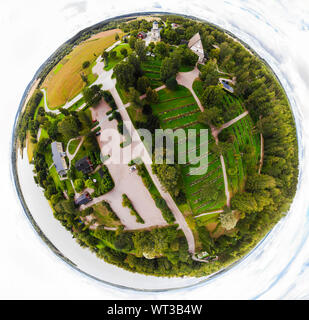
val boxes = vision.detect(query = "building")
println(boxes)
[51,141,68,177]
[145,21,161,45]
[219,78,234,93]
[188,32,205,64]
[171,23,179,29]
[75,156,94,174]
[75,192,92,206]
[137,31,147,39]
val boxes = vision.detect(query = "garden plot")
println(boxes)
[141,58,163,88]
[149,85,226,216]
[222,112,260,195]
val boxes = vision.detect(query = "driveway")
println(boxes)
[176,66,204,112]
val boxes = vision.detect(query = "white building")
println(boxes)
[188,32,205,64]
[51,141,68,177]
[145,21,161,46]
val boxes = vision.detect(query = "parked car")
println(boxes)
[92,119,97,123]
[129,165,136,172]
[95,131,101,136]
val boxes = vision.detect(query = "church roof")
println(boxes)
[188,32,201,48]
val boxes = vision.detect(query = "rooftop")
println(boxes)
[51,141,67,176]
[188,32,201,48]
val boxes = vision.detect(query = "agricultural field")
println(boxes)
[42,29,123,108]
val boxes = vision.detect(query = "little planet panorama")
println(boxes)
[13,13,298,282]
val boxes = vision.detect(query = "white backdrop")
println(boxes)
[1,0,309,299]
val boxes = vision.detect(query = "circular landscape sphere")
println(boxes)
[11,12,299,291]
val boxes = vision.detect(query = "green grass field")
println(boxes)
[104,43,132,71]
[68,138,80,155]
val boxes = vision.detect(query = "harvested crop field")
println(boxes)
[42,29,123,109]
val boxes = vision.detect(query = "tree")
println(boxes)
[135,39,147,61]
[231,192,258,213]
[160,56,180,82]
[219,209,238,230]
[198,107,223,127]
[58,116,80,139]
[148,42,155,52]
[82,84,103,107]
[78,111,92,129]
[46,119,60,140]
[154,42,169,59]
[82,61,90,69]
[200,85,225,109]
[127,54,143,78]
[102,51,109,61]
[246,174,276,192]
[146,87,159,104]
[166,77,178,90]
[152,163,182,197]
[59,107,70,116]
[109,50,117,59]
[80,73,88,84]
[120,48,128,57]
[74,179,85,193]
[85,179,95,189]
[200,60,219,86]
[128,87,143,109]
[175,46,198,66]
[210,141,233,156]
[113,61,135,90]
[137,76,150,94]
[115,33,120,40]
[128,36,136,49]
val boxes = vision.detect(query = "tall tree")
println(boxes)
[82,85,103,107]
[135,39,147,61]
[114,61,135,90]
[57,116,80,139]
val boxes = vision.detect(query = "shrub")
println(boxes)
[74,179,85,193]
[142,104,153,115]
[122,194,145,224]
[166,76,178,90]
[82,61,90,69]
[154,196,175,224]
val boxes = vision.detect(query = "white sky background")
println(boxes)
[1,0,309,299]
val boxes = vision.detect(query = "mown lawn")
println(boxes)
[68,138,80,155]
[42,28,124,108]
[104,43,132,71]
